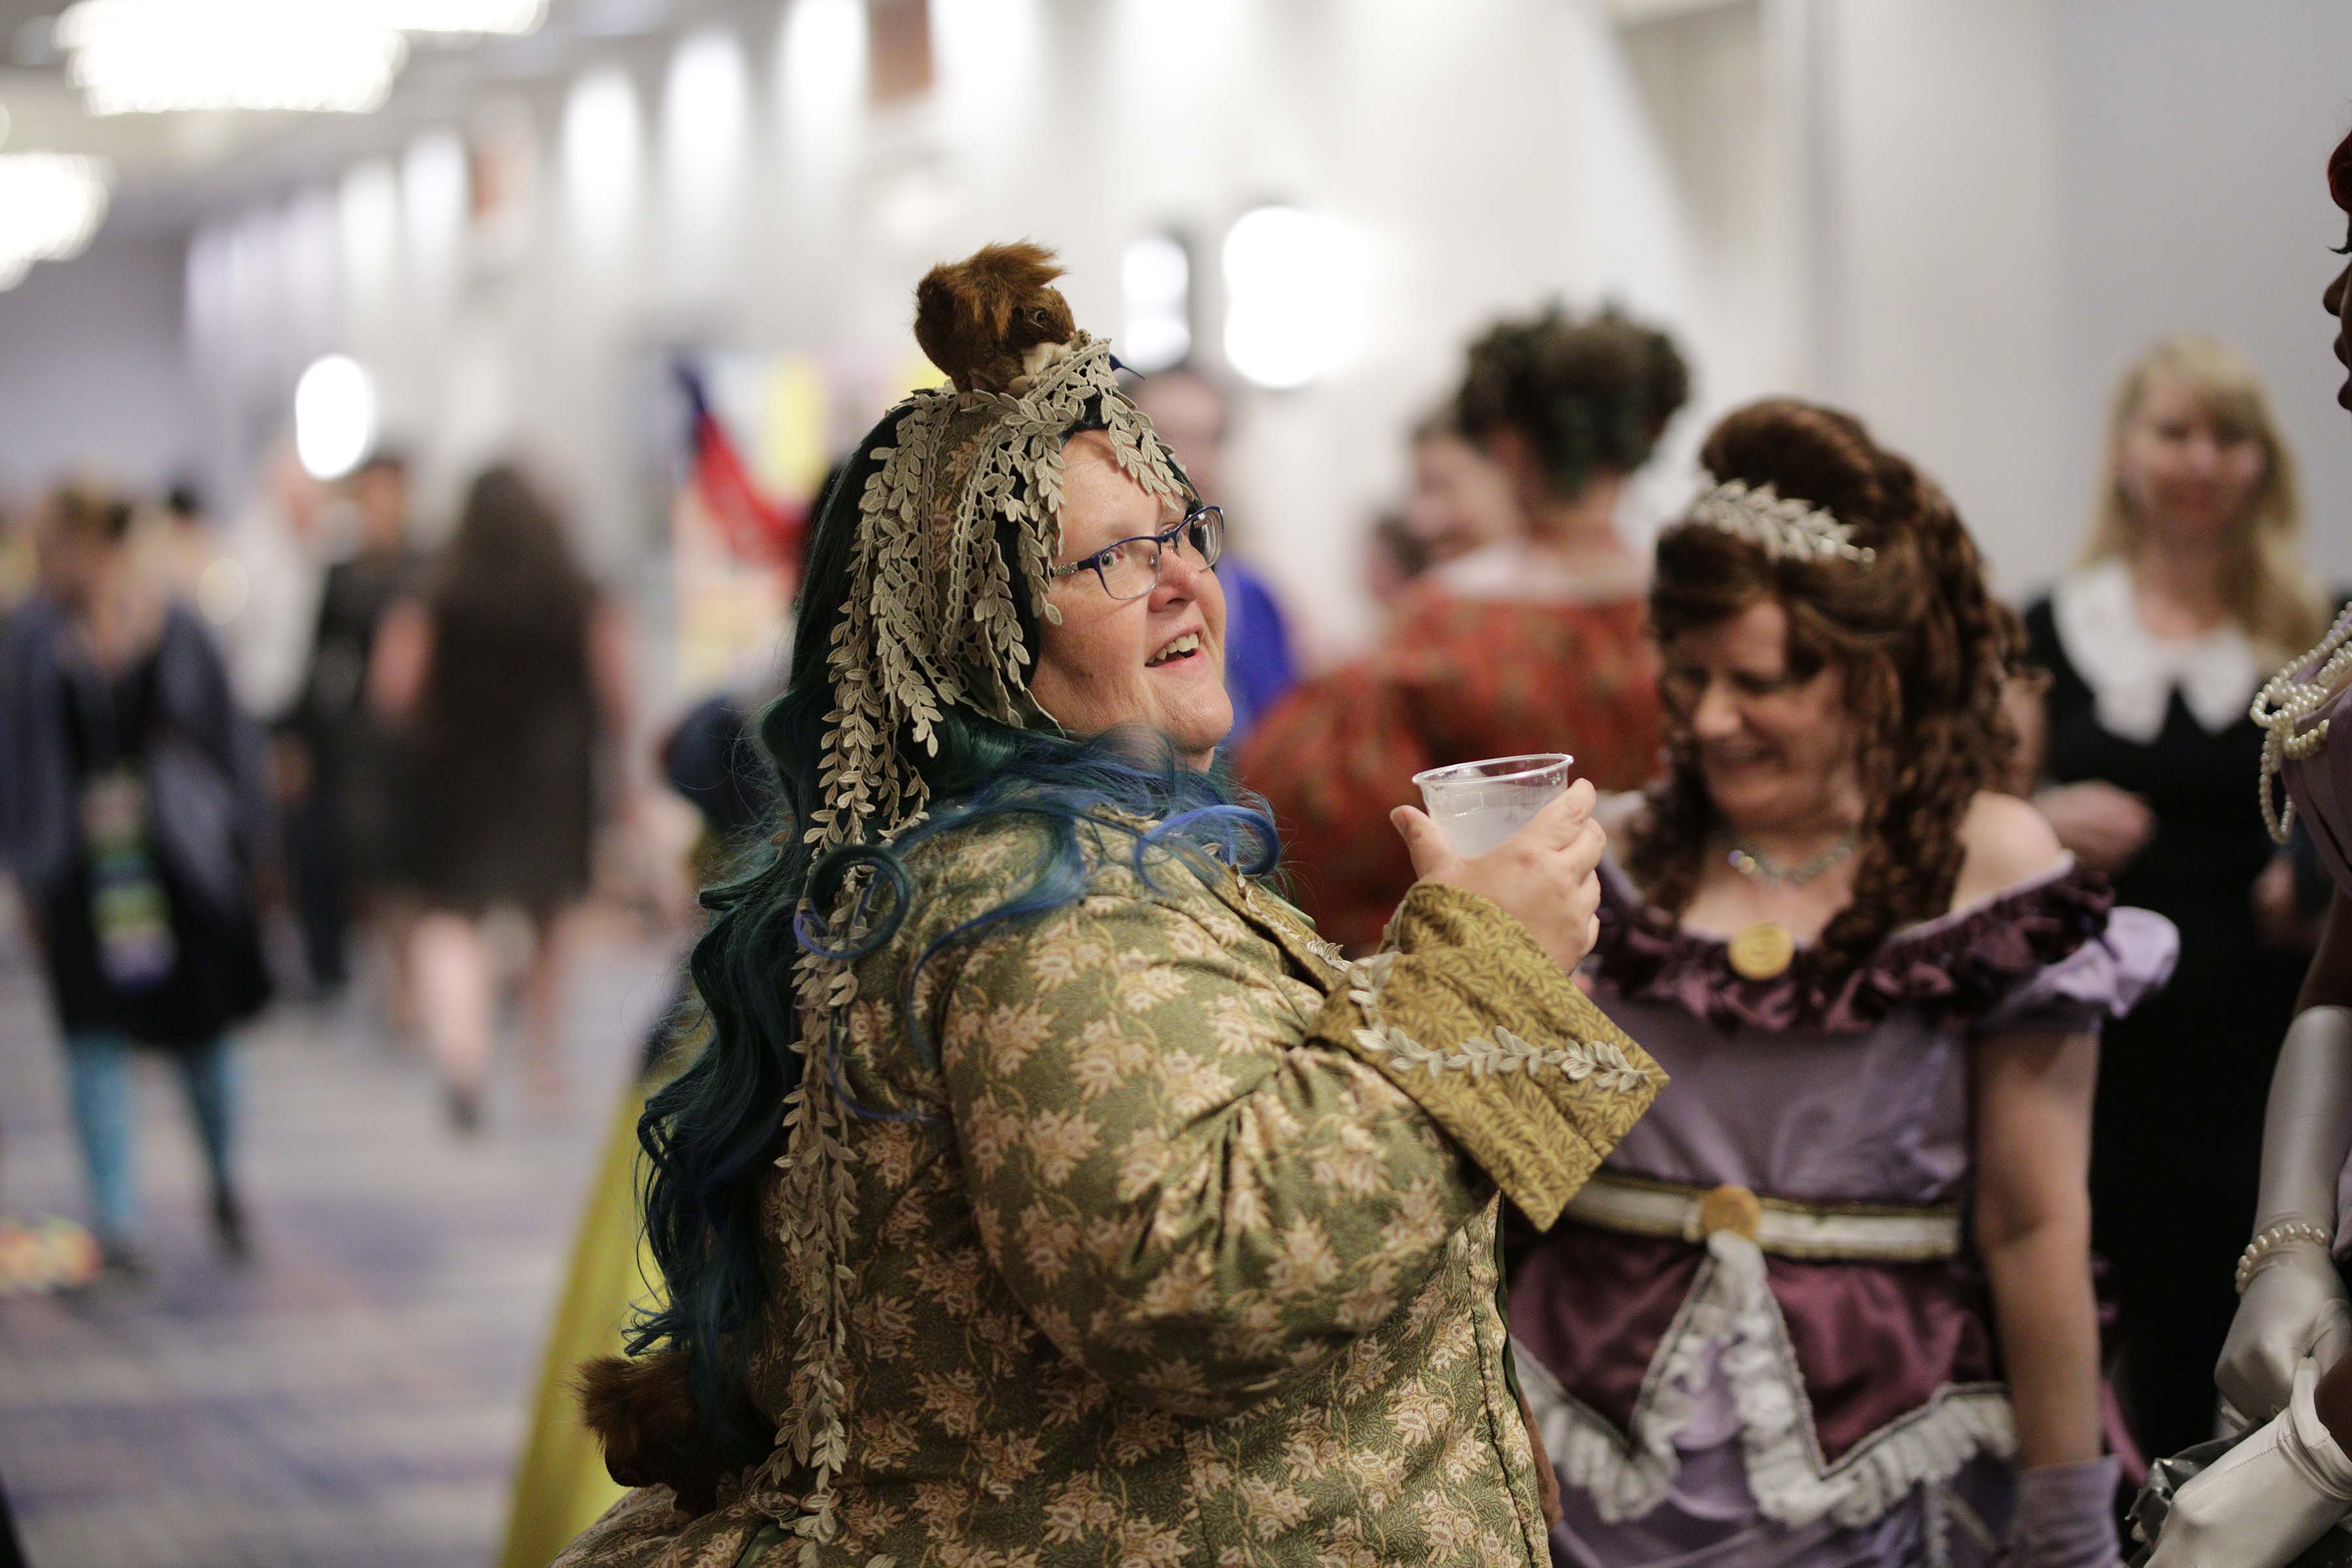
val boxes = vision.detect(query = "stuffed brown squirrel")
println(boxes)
[912,240,1077,395]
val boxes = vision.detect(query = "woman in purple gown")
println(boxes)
[1509,399,2176,1566]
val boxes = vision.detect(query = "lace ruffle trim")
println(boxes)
[1516,1231,2016,1530]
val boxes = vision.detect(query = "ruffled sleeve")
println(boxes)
[1973,904,2178,1037]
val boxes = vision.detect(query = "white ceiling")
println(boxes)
[0,0,749,237]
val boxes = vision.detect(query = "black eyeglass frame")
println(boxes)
[1046,502,1225,602]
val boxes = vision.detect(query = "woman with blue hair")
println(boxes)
[557,244,1661,1568]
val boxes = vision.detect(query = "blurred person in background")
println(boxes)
[215,442,341,993]
[1363,509,1433,615]
[495,670,785,1568]
[289,449,425,1004]
[371,463,634,1131]
[0,489,103,1298]
[1241,305,1685,949]
[2019,336,2334,1466]
[145,482,221,610]
[0,481,273,1274]
[493,461,815,1568]
[1126,361,1299,745]
[1515,400,2173,1567]
[1358,412,1527,617]
[1407,402,1524,566]
[0,491,35,613]
[215,442,327,726]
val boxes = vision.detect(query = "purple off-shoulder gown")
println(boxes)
[1512,859,2178,1567]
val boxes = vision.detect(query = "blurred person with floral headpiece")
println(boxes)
[1239,305,1686,951]
[553,243,1664,1568]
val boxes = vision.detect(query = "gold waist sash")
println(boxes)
[1565,1171,1962,1262]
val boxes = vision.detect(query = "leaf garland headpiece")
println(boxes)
[809,242,1190,856]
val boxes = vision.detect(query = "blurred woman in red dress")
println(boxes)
[1240,306,1688,947]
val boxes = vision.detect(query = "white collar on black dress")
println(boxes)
[2051,559,2260,744]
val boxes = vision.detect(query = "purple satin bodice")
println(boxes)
[1597,870,2179,1207]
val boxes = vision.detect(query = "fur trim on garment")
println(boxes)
[576,1350,738,1516]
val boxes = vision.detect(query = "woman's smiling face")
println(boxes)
[1028,433,1232,768]
[1660,596,1861,836]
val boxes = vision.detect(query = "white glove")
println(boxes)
[2146,1362,2352,1568]
[2219,1245,2352,1424]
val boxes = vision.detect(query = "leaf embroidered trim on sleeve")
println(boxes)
[1342,953,1655,1092]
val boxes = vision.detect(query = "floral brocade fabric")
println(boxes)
[556,816,1662,1568]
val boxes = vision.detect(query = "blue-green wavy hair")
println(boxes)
[629,405,1277,1462]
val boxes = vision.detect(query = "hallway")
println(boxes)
[0,913,675,1568]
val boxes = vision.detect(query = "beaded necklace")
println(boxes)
[2252,601,2352,841]
[1723,829,1859,889]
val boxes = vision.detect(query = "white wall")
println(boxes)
[33,0,2352,672]
[0,235,193,500]
[1753,0,2352,599]
[177,0,1735,660]
[2051,0,2352,593]
[1803,0,2072,598]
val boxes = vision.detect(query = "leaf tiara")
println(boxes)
[1685,476,1877,566]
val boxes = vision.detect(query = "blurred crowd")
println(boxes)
[0,448,656,1284]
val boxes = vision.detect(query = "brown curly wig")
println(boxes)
[1624,398,2025,983]
[1455,304,1690,500]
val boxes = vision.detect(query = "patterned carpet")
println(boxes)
[0,909,675,1568]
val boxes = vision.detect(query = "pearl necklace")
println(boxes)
[2251,601,2352,842]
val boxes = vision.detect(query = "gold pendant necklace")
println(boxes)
[1727,920,1797,981]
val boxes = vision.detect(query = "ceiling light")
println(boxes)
[377,0,548,36]
[58,1,410,116]
[294,355,378,480]
[664,29,748,179]
[0,154,113,291]
[563,69,643,242]
[1120,232,1192,375]
[1221,205,1373,391]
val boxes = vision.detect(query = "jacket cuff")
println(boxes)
[1331,881,1663,1227]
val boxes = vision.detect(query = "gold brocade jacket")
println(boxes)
[557,817,1661,1568]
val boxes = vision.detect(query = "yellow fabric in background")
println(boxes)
[495,1081,654,1568]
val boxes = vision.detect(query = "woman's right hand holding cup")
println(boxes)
[1392,777,1607,970]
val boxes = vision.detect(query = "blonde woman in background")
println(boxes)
[2019,335,2336,1467]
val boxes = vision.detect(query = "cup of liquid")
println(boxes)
[1411,753,1575,856]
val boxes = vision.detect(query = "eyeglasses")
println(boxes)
[1047,502,1224,602]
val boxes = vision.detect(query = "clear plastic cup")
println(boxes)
[1411,753,1575,856]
